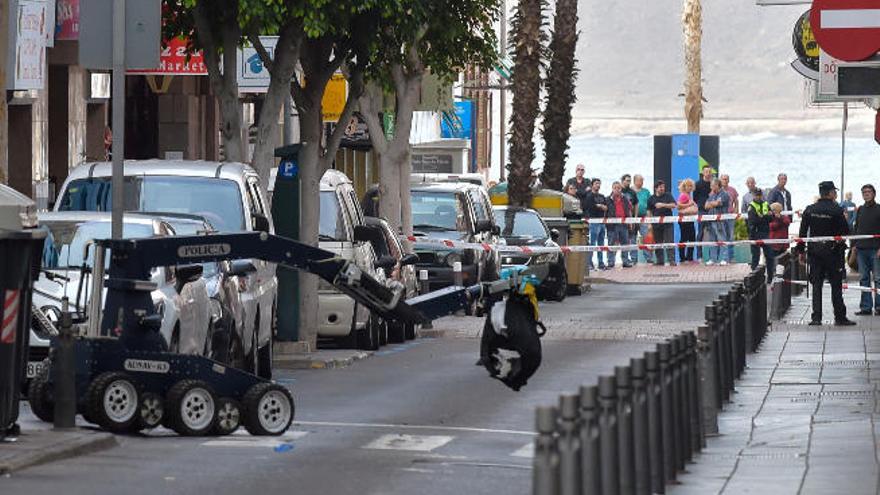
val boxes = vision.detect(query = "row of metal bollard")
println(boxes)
[533,268,770,495]
[769,252,807,320]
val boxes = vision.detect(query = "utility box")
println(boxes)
[271,145,302,342]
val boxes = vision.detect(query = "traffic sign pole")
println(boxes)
[111,0,126,239]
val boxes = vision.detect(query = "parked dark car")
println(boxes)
[362,216,419,342]
[493,206,567,302]
[364,182,500,304]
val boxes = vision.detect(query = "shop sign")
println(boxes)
[55,0,79,41]
[127,37,207,75]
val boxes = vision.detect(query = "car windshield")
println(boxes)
[58,176,245,233]
[411,191,461,231]
[319,191,348,241]
[41,220,154,269]
[494,210,548,238]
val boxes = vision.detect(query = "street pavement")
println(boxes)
[2,282,734,495]
[671,285,880,495]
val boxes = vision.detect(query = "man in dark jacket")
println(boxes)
[747,188,774,282]
[853,184,880,315]
[796,181,855,326]
[767,173,792,213]
[567,164,590,212]
[693,164,714,261]
[584,179,608,270]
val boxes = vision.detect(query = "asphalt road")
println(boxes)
[5,283,732,495]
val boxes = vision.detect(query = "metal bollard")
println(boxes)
[644,351,666,493]
[684,332,703,453]
[54,297,76,429]
[742,277,755,353]
[733,284,746,377]
[419,270,433,329]
[579,385,602,495]
[697,325,720,436]
[717,295,733,401]
[677,335,694,463]
[670,336,690,467]
[534,406,561,495]
[630,358,651,495]
[616,366,636,495]
[598,375,620,495]
[705,303,724,409]
[557,394,582,495]
[657,343,677,482]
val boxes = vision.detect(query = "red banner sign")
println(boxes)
[55,0,79,41]
[127,37,207,76]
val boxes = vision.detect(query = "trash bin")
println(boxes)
[566,220,588,295]
[0,229,46,438]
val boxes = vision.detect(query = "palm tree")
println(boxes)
[540,0,579,191]
[683,0,703,134]
[507,0,547,207]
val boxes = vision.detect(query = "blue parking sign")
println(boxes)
[278,159,299,180]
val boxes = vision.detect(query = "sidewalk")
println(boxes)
[671,286,880,494]
[0,425,116,475]
[589,263,751,284]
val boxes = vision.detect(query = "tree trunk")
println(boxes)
[540,0,579,191]
[250,27,302,188]
[193,0,245,163]
[683,0,703,134]
[508,0,546,207]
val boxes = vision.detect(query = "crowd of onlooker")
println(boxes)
[564,163,796,272]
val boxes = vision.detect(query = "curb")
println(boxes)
[0,430,117,475]
[273,351,373,370]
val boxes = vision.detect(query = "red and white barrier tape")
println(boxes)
[408,233,880,254]
[772,278,880,294]
[582,206,855,225]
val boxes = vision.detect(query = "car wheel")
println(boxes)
[388,321,406,343]
[27,364,53,423]
[166,379,217,436]
[378,318,388,346]
[227,333,247,371]
[242,383,294,436]
[213,398,242,436]
[169,325,181,353]
[550,265,568,302]
[358,316,381,351]
[257,338,273,380]
[249,311,260,375]
[86,372,140,433]
[133,392,165,431]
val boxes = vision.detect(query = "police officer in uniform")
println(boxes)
[797,181,856,326]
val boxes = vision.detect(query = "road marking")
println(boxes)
[822,9,880,29]
[201,430,308,448]
[363,434,454,452]
[510,443,534,458]
[294,420,535,436]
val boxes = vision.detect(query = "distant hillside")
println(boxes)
[569,1,874,135]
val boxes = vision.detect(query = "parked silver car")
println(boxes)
[28,212,212,380]
[53,160,277,378]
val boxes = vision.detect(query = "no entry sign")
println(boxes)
[811,0,880,62]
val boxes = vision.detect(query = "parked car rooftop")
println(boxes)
[65,160,256,182]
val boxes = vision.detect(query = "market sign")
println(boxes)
[55,0,79,41]
[811,0,880,62]
[127,37,207,75]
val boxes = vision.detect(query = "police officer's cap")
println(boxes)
[818,180,838,193]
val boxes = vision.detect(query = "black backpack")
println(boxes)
[479,292,545,391]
